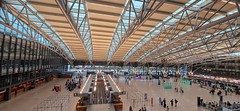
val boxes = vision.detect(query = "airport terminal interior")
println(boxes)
[0,0,240,111]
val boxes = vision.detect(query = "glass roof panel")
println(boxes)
[68,1,93,60]
[136,0,238,62]
[107,0,145,61]
[0,2,75,59]
[124,0,210,62]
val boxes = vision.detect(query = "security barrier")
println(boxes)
[33,93,71,111]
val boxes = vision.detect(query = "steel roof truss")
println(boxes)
[56,0,93,60]
[0,3,73,64]
[107,0,166,61]
[138,0,240,62]
[123,0,206,62]
[154,18,239,64]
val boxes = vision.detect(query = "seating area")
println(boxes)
[198,100,221,111]
[198,96,240,111]
[223,103,240,111]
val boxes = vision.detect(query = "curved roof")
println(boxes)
[1,0,240,65]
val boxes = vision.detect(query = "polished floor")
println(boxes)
[87,104,115,111]
[0,78,79,111]
[117,77,240,111]
[0,77,239,111]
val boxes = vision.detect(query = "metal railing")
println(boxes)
[33,90,71,111]
[116,77,146,108]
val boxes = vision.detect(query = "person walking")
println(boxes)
[180,87,183,93]
[151,97,153,106]
[225,89,228,95]
[166,106,169,111]
[175,99,178,107]
[163,98,166,108]
[170,99,174,106]
[175,87,178,92]
[129,106,133,111]
[143,105,146,111]
[163,98,166,104]
[159,97,161,105]
[161,99,163,106]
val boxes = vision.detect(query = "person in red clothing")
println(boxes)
[151,97,153,106]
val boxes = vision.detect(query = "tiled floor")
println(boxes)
[0,78,79,111]
[87,104,115,111]
[116,77,240,111]
[0,76,239,111]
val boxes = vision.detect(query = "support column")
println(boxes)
[156,66,158,75]
[142,66,145,75]
[128,65,130,75]
[5,36,12,100]
[6,35,12,75]
[147,64,149,76]
[34,43,38,78]
[18,39,23,74]
[0,34,5,75]
[31,42,35,79]
[27,42,31,80]
[177,64,180,76]
[42,46,46,75]
[12,37,18,74]
[4,88,11,101]
[6,35,12,100]
[23,40,27,78]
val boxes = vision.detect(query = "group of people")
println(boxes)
[198,98,220,111]
[223,101,240,110]
[206,101,240,111]
[125,76,132,85]
[198,80,240,95]
[209,88,216,95]
[175,87,184,93]
[65,78,80,91]
[129,105,147,111]
[198,97,240,111]
[207,101,220,111]
[159,97,178,111]
[209,88,227,96]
